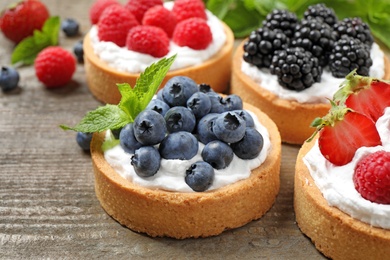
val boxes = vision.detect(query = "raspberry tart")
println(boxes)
[231,4,390,144]
[295,73,390,259]
[62,57,281,238]
[84,0,234,104]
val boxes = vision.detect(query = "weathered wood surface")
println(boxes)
[0,0,339,258]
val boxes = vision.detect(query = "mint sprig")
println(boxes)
[11,16,60,66]
[60,55,176,133]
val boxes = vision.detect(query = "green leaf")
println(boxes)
[60,105,131,133]
[118,55,176,120]
[101,131,120,152]
[11,16,60,65]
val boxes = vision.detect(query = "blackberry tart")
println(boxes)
[231,4,390,144]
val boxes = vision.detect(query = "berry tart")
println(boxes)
[295,73,390,259]
[84,0,234,104]
[62,57,281,239]
[231,4,390,144]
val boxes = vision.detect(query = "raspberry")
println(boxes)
[0,0,50,44]
[126,25,169,58]
[89,0,121,25]
[354,151,390,204]
[34,47,76,88]
[172,0,207,23]
[142,5,177,38]
[97,5,139,47]
[173,18,212,50]
[124,0,163,23]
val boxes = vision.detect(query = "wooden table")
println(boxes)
[0,1,348,258]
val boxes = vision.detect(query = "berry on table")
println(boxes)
[76,132,93,151]
[270,47,322,91]
[185,161,214,192]
[98,5,139,47]
[353,150,390,204]
[61,18,80,37]
[126,25,170,58]
[262,9,298,38]
[89,0,121,24]
[173,18,212,50]
[34,46,76,88]
[0,0,49,43]
[73,40,84,63]
[131,146,161,177]
[329,35,372,78]
[0,66,20,92]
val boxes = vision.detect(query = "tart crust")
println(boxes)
[231,40,390,145]
[294,137,390,260]
[90,103,281,239]
[83,22,234,104]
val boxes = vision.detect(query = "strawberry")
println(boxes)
[354,150,390,204]
[97,5,139,47]
[310,104,381,166]
[172,0,207,23]
[173,18,212,50]
[142,5,177,38]
[126,25,169,58]
[333,71,390,122]
[89,0,121,25]
[0,0,49,44]
[124,0,163,24]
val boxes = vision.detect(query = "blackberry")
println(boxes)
[262,9,298,38]
[329,35,372,78]
[270,47,322,91]
[243,28,289,68]
[333,17,374,47]
[303,4,338,26]
[291,18,337,66]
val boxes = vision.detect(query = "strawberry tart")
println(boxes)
[295,73,390,259]
[62,56,281,238]
[84,0,234,104]
[231,4,390,144]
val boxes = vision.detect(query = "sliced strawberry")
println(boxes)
[311,105,381,166]
[333,71,390,122]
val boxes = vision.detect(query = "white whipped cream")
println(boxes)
[104,110,271,193]
[241,43,385,104]
[89,1,227,73]
[303,108,390,229]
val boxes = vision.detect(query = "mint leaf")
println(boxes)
[101,131,120,152]
[118,55,176,120]
[60,105,131,133]
[11,16,60,65]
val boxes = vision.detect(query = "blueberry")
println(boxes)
[0,66,19,92]
[133,110,167,145]
[159,131,198,160]
[233,110,255,128]
[196,113,219,144]
[146,98,170,116]
[213,112,246,143]
[131,146,161,177]
[185,161,214,192]
[223,94,243,111]
[119,123,142,154]
[156,88,164,100]
[201,140,234,169]
[186,92,211,119]
[73,40,84,63]
[76,132,93,151]
[164,106,196,133]
[61,18,80,37]
[231,128,264,159]
[207,92,226,113]
[198,83,214,93]
[162,76,198,106]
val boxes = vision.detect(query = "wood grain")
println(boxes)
[0,0,329,258]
